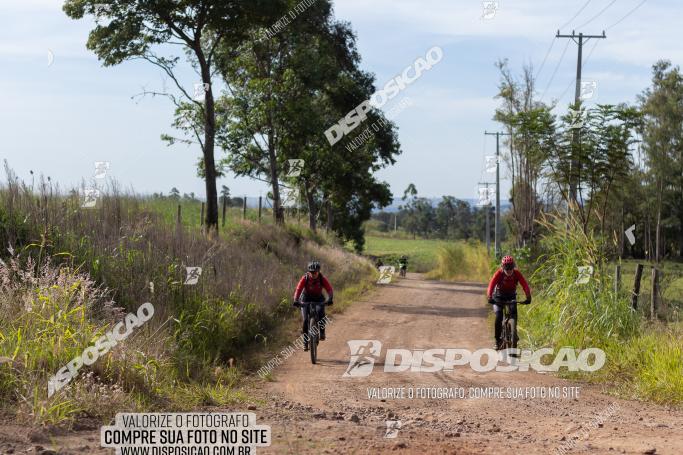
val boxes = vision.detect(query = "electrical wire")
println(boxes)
[534,39,556,81]
[535,0,593,82]
[606,0,647,30]
[558,0,593,31]
[553,0,647,104]
[576,0,618,29]
[540,38,572,102]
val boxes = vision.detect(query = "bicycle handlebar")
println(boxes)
[492,299,530,305]
[294,300,331,307]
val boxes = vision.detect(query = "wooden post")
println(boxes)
[650,267,659,320]
[222,197,227,227]
[258,196,262,223]
[243,196,247,220]
[614,264,621,294]
[200,202,205,226]
[176,204,182,225]
[631,263,644,310]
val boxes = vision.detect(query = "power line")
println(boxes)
[554,0,647,104]
[606,0,647,30]
[558,0,594,30]
[576,0,618,29]
[534,39,556,81]
[540,38,571,101]
[535,0,593,82]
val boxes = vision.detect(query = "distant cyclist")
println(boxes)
[486,255,531,350]
[398,255,408,277]
[293,261,334,351]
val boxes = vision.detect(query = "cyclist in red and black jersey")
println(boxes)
[293,261,334,351]
[486,255,531,350]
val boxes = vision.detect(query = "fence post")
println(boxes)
[650,267,659,320]
[614,264,621,294]
[176,204,182,226]
[222,197,227,227]
[258,196,262,223]
[631,263,644,310]
[200,202,205,226]
[243,196,247,220]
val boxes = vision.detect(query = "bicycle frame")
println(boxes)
[496,300,518,351]
[297,301,326,364]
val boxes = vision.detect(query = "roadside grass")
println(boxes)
[0,167,373,424]
[362,235,450,272]
[426,241,490,283]
[521,214,683,406]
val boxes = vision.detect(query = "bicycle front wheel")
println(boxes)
[309,316,318,364]
[510,318,518,349]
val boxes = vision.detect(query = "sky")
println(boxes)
[0,0,679,202]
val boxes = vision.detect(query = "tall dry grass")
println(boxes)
[427,240,490,282]
[0,163,374,422]
[524,213,683,405]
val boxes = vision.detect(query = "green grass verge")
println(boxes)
[522,214,683,406]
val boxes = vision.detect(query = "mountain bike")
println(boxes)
[297,301,325,364]
[497,299,518,352]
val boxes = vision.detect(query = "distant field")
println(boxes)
[362,235,451,272]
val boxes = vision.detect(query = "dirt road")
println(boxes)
[255,274,683,454]
[2,274,681,454]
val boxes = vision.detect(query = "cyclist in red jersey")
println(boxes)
[486,255,531,350]
[293,261,334,351]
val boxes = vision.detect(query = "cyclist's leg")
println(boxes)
[509,301,519,345]
[301,305,310,349]
[493,303,503,348]
[313,296,326,340]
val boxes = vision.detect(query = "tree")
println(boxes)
[639,61,683,262]
[63,0,284,230]
[216,0,399,237]
[494,60,555,246]
[435,196,473,239]
[220,185,230,204]
[215,0,331,224]
[169,187,180,199]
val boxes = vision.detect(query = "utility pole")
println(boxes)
[555,30,606,210]
[479,182,494,255]
[485,131,511,257]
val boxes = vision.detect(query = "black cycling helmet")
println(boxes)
[307,260,321,272]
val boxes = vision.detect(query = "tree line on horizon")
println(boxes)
[370,184,508,244]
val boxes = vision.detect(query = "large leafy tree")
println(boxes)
[63,0,283,230]
[216,0,399,239]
